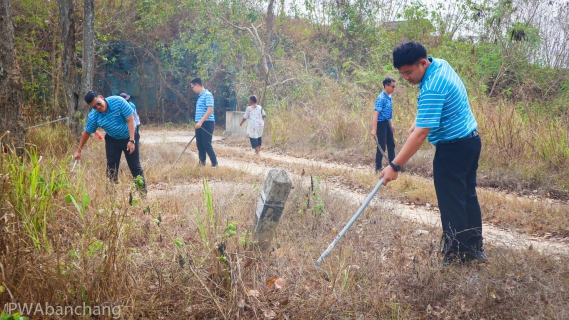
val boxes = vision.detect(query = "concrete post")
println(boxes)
[224,111,248,135]
[251,168,292,251]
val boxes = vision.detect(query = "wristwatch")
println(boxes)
[389,162,402,172]
[128,139,135,143]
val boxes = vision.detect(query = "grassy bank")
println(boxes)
[2,127,568,319]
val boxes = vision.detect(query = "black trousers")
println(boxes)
[433,135,483,256]
[105,131,146,190]
[196,121,218,166]
[375,120,395,170]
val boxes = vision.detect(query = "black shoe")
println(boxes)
[463,251,488,264]
[438,253,459,269]
[198,161,206,167]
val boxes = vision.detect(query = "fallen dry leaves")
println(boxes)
[266,277,286,289]
[246,289,260,297]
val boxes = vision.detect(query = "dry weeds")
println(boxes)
[1,128,568,319]
[239,80,569,200]
[213,140,569,239]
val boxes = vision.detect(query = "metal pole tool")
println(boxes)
[373,135,390,164]
[173,135,196,165]
[315,177,384,265]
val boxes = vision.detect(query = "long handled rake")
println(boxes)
[314,134,393,265]
[315,177,384,265]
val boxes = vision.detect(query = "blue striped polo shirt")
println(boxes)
[84,96,134,139]
[416,57,477,145]
[195,89,215,122]
[374,91,393,122]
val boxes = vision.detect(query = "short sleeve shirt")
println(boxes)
[84,96,134,139]
[243,105,266,139]
[416,57,477,145]
[374,91,393,122]
[195,89,215,122]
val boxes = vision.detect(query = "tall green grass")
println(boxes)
[192,178,216,249]
[1,128,134,313]
[5,149,80,251]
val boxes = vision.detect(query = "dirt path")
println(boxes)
[141,130,569,256]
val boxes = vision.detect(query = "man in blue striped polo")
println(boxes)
[73,90,146,191]
[191,78,218,167]
[379,41,486,265]
[371,77,396,172]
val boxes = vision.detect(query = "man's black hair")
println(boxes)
[392,41,428,69]
[249,95,257,103]
[190,77,203,86]
[383,77,396,87]
[85,90,99,104]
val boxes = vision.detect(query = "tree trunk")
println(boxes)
[0,0,26,154]
[264,0,275,62]
[260,0,275,105]
[57,0,78,131]
[75,0,95,135]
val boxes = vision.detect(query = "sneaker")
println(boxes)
[212,163,218,168]
[198,161,206,167]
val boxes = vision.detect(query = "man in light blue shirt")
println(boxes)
[191,77,218,167]
[371,77,396,171]
[379,41,485,265]
[74,90,146,192]
[119,92,140,134]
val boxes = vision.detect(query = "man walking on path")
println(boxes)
[191,78,218,167]
[73,90,146,191]
[371,77,396,172]
[378,41,486,265]
[119,92,140,135]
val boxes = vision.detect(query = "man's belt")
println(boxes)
[438,130,479,144]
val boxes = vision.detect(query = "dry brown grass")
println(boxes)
[259,81,569,200]
[213,147,569,238]
[140,141,256,185]
[2,128,568,319]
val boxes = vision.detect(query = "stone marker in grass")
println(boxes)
[252,168,292,251]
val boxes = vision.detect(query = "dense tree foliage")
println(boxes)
[7,0,569,190]
[10,0,569,121]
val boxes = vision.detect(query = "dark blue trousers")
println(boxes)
[196,121,218,166]
[105,130,146,190]
[375,120,395,170]
[433,135,483,256]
